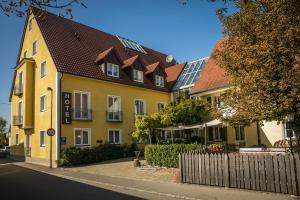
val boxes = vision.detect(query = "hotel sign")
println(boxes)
[62,92,72,124]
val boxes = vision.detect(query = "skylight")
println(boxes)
[117,35,147,54]
[173,57,208,90]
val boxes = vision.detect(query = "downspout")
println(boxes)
[256,121,261,146]
[55,72,63,161]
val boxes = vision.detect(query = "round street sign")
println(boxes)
[47,128,56,136]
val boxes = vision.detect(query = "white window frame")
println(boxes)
[74,128,91,146]
[157,102,166,112]
[32,40,37,56]
[108,129,122,144]
[155,75,164,87]
[133,69,144,83]
[41,61,47,78]
[73,91,91,120]
[29,18,32,31]
[40,95,46,112]
[134,99,146,115]
[40,130,46,147]
[107,63,119,78]
[283,121,296,139]
[235,126,245,141]
[107,95,122,120]
[17,100,22,117]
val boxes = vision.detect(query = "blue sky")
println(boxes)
[0,0,229,124]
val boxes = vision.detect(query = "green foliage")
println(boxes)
[0,117,7,146]
[145,144,205,168]
[60,144,136,166]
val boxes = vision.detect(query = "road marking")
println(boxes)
[0,163,13,166]
[21,166,202,200]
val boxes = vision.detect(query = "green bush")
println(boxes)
[60,143,136,166]
[145,144,205,168]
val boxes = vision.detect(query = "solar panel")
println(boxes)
[172,57,208,90]
[117,35,147,54]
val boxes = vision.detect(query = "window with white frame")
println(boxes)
[107,63,119,77]
[108,129,121,144]
[235,126,245,141]
[214,127,221,140]
[155,75,164,87]
[16,133,19,145]
[32,40,37,56]
[40,95,46,112]
[74,91,90,119]
[74,128,90,146]
[283,121,295,139]
[41,61,46,78]
[135,99,145,115]
[157,102,165,112]
[107,96,122,121]
[133,69,143,83]
[40,130,46,147]
[29,18,32,31]
[213,96,224,108]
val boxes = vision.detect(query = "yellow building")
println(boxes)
[9,8,184,167]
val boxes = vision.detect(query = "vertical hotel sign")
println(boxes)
[62,92,72,124]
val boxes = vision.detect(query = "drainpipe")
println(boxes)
[256,121,261,146]
[55,72,63,161]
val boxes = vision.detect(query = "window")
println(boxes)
[23,50,27,59]
[16,133,19,145]
[40,130,46,147]
[133,69,143,83]
[108,129,121,144]
[117,35,147,54]
[235,126,245,141]
[135,99,145,115]
[107,63,119,77]
[32,40,37,56]
[107,96,122,121]
[17,101,22,117]
[283,121,295,139]
[155,75,164,87]
[40,95,46,112]
[74,128,90,146]
[214,96,224,108]
[214,127,221,140]
[157,102,165,112]
[41,61,46,78]
[99,63,105,73]
[74,91,90,119]
[29,18,32,31]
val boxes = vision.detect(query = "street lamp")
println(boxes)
[47,87,53,168]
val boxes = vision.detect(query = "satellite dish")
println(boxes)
[166,55,174,63]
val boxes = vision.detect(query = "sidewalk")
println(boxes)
[13,161,292,200]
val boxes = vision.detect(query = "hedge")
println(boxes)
[145,144,205,168]
[60,144,135,166]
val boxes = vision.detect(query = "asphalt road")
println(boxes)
[0,164,144,200]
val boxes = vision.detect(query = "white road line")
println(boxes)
[0,163,13,166]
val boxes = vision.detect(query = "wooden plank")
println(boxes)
[218,154,223,186]
[243,154,250,189]
[198,153,203,184]
[249,155,256,190]
[254,154,260,190]
[265,154,275,192]
[201,153,206,185]
[185,153,189,183]
[278,154,287,194]
[190,152,194,184]
[229,153,237,188]
[236,154,241,188]
[259,154,266,191]
[205,154,210,185]
[179,153,183,183]
[294,154,300,196]
[273,155,281,193]
[189,152,193,183]
[289,154,298,196]
[210,154,215,186]
[239,154,245,189]
[214,154,218,186]
[285,153,293,195]
[195,152,199,184]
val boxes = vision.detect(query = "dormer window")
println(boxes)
[107,63,119,78]
[133,69,143,83]
[99,63,105,73]
[155,75,164,87]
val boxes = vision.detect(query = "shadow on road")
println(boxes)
[0,164,145,200]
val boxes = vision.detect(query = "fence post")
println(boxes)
[179,153,183,183]
[224,153,230,188]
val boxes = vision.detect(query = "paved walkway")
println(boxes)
[13,161,293,200]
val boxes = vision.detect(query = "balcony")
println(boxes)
[73,108,92,121]
[106,111,123,122]
[14,84,23,96]
[13,115,23,126]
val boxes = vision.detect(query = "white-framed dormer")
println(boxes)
[108,128,122,144]
[133,69,144,83]
[155,75,164,87]
[106,63,119,78]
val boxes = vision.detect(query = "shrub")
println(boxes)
[60,143,136,166]
[145,144,205,168]
[207,143,225,153]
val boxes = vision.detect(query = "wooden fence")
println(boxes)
[179,152,300,196]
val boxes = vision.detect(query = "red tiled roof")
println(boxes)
[191,40,230,94]
[165,63,186,89]
[31,8,177,92]
[122,55,139,69]
[95,47,114,62]
[145,62,160,74]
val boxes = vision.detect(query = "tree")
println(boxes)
[213,0,300,147]
[0,117,7,146]
[0,0,87,18]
